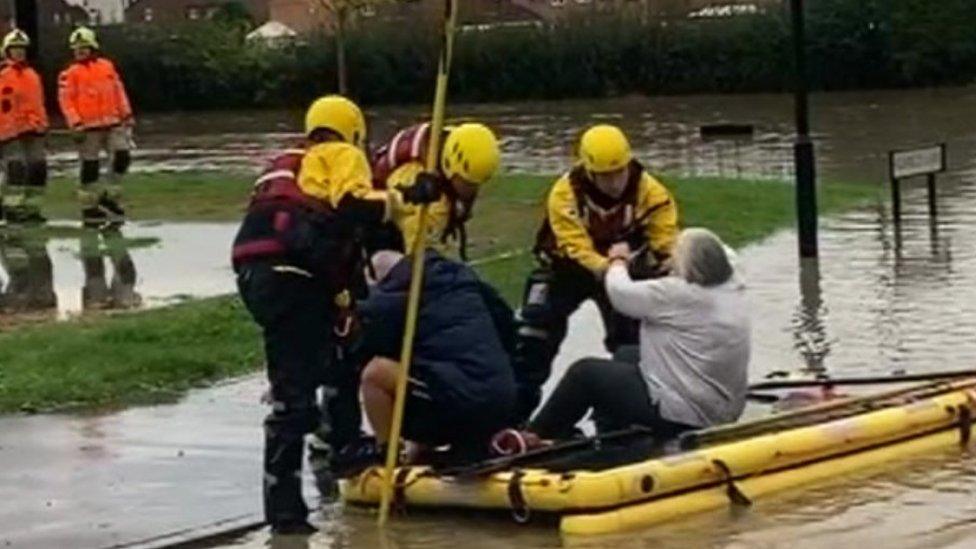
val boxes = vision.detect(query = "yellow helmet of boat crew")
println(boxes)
[304,95,366,149]
[579,124,632,174]
[441,123,500,185]
[2,29,30,54]
[69,27,99,50]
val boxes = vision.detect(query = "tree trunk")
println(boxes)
[14,0,39,60]
[335,9,349,95]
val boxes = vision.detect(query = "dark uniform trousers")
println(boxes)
[513,259,639,422]
[236,261,335,525]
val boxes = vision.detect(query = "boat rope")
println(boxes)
[958,401,974,447]
[507,469,531,524]
[958,389,976,447]
[390,467,417,515]
[712,459,752,507]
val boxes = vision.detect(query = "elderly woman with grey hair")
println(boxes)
[527,228,750,440]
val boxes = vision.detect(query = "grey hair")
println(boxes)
[368,250,405,285]
[672,228,734,287]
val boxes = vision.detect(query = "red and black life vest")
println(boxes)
[246,148,333,213]
[369,123,472,258]
[231,148,337,269]
[534,161,647,261]
[370,123,432,189]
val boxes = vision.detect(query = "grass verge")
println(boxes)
[0,173,880,413]
[42,172,255,222]
[0,297,260,413]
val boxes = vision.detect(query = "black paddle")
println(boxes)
[438,426,655,479]
[749,369,976,392]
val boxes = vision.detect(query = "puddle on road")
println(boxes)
[0,221,237,324]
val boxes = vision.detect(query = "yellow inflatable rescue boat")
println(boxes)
[343,379,976,535]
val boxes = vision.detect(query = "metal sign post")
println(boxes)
[888,144,946,225]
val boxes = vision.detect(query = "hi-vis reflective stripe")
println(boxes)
[253,169,296,188]
[272,265,313,278]
[410,124,429,158]
[518,326,548,340]
[386,123,430,167]
[385,132,401,167]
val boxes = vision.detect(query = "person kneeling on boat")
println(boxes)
[527,228,750,441]
[358,250,518,464]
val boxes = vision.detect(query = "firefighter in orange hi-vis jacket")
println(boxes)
[58,26,134,228]
[0,29,49,225]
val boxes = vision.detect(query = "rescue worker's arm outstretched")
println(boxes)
[547,179,610,275]
[300,142,392,223]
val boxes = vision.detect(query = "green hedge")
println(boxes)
[33,0,976,112]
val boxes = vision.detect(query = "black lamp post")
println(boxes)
[790,0,818,258]
[14,0,39,59]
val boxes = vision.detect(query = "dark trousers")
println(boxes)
[237,262,335,526]
[529,357,691,440]
[319,341,366,452]
[513,262,639,421]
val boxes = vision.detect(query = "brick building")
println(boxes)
[124,0,269,24]
[0,0,91,35]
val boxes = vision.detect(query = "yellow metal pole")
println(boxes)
[377,0,459,527]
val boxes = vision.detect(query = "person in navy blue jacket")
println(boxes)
[359,249,517,462]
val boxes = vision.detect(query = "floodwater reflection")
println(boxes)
[0,229,57,317]
[0,221,237,324]
[79,228,142,312]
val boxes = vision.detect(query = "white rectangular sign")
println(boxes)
[890,144,945,179]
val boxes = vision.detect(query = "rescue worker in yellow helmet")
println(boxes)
[231,95,438,534]
[0,29,49,225]
[369,121,501,259]
[512,125,679,421]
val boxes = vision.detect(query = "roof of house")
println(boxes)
[246,19,297,39]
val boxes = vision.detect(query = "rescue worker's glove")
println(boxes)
[628,248,671,280]
[397,172,443,205]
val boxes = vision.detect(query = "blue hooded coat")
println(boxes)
[359,251,517,429]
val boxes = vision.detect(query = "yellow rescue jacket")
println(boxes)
[536,162,678,275]
[384,160,458,256]
[298,141,394,215]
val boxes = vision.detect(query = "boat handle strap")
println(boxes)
[508,469,531,524]
[958,404,973,447]
[713,459,752,507]
[393,468,413,514]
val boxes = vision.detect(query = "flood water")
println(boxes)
[48,86,975,186]
[3,87,976,547]
[0,222,237,322]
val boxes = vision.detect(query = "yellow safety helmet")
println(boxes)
[69,26,99,50]
[2,30,30,53]
[579,124,632,174]
[441,123,500,185]
[304,95,366,149]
